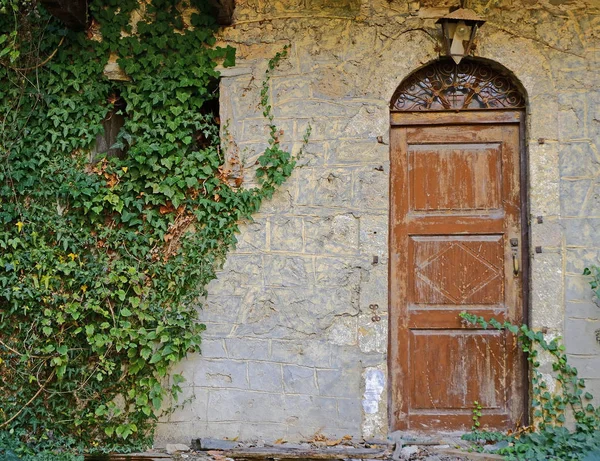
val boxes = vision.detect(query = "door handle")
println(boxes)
[510,238,519,275]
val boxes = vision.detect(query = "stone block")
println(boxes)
[358,313,388,354]
[296,141,327,167]
[225,338,271,361]
[314,286,359,317]
[207,256,264,296]
[359,213,388,257]
[154,421,208,447]
[589,91,600,140]
[207,389,286,423]
[314,256,361,287]
[169,387,209,423]
[200,339,227,359]
[283,364,318,394]
[248,361,284,392]
[359,263,389,313]
[557,92,587,141]
[263,255,312,287]
[200,296,242,324]
[326,140,388,165]
[167,354,196,386]
[316,368,361,398]
[566,355,600,380]
[235,219,268,253]
[283,394,339,427]
[326,315,358,346]
[198,322,237,339]
[259,179,298,214]
[194,359,248,389]
[340,104,388,139]
[311,167,354,207]
[330,344,384,368]
[273,100,362,119]
[192,420,241,441]
[565,218,600,247]
[242,118,272,142]
[353,166,389,211]
[228,287,288,338]
[272,76,313,103]
[527,96,559,141]
[223,76,263,121]
[565,248,600,275]
[566,302,600,320]
[311,66,356,100]
[236,141,270,167]
[271,339,331,367]
[530,253,564,329]
[234,286,356,339]
[529,143,560,216]
[561,179,600,217]
[296,117,346,141]
[565,275,594,303]
[304,214,360,255]
[530,218,562,250]
[565,318,600,355]
[295,168,315,206]
[270,216,304,252]
[559,142,599,178]
[336,398,363,429]
[235,422,289,442]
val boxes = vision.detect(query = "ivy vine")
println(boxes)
[0,0,307,452]
[460,310,600,460]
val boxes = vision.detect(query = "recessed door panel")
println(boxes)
[410,144,502,212]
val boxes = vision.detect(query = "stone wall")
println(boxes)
[155,0,600,445]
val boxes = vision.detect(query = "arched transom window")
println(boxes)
[390,59,525,111]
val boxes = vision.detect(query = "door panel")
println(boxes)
[410,144,501,212]
[390,112,526,432]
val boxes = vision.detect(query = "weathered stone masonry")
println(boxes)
[156,0,600,445]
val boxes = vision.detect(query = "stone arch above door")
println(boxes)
[390,58,526,111]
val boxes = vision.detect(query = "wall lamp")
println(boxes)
[436,8,486,65]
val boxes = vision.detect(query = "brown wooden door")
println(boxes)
[389,110,527,432]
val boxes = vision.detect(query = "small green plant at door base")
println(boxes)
[471,401,482,430]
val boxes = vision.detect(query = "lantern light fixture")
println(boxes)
[436,8,486,65]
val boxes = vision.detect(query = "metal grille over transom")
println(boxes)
[390,59,525,111]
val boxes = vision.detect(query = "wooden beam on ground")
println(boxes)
[219,447,390,459]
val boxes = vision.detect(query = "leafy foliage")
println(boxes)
[460,312,600,460]
[0,0,306,452]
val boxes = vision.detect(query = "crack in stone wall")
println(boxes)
[155,0,600,446]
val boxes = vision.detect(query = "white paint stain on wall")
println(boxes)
[363,368,385,414]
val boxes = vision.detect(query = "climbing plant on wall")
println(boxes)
[0,0,305,452]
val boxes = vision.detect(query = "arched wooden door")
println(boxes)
[389,60,529,431]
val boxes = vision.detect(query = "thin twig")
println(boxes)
[0,338,23,356]
[0,369,55,428]
[1,36,65,72]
